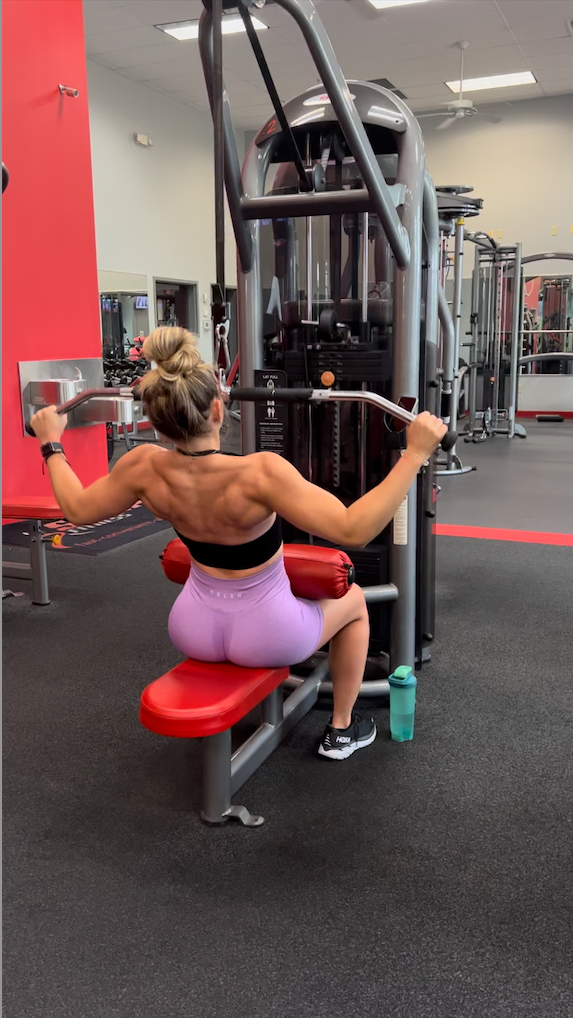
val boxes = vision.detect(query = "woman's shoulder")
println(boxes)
[113,443,168,475]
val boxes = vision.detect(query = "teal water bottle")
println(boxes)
[388,666,417,742]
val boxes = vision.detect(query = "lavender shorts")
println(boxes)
[168,556,325,668]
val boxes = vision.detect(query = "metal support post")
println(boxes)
[29,522,50,605]
[507,243,524,438]
[201,729,233,824]
[261,687,284,728]
[384,94,424,672]
[436,219,474,475]
[468,243,481,433]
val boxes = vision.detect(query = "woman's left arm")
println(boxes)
[30,406,147,525]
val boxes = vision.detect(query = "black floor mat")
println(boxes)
[2,501,172,555]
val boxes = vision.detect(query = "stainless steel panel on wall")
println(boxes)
[18,358,105,437]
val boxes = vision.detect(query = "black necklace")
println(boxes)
[176,448,222,458]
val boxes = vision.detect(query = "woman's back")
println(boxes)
[136,447,278,572]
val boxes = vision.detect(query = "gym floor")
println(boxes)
[3,421,573,1018]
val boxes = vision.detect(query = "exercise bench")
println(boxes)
[2,497,62,605]
[139,540,353,827]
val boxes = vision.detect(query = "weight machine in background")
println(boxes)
[463,238,526,442]
[464,248,573,437]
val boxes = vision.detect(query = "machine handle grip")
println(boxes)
[25,388,131,437]
[440,430,457,453]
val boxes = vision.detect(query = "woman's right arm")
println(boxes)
[257,411,447,548]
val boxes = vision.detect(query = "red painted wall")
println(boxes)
[2,0,106,502]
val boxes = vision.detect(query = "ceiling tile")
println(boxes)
[497,0,573,41]
[405,85,453,101]
[85,25,166,55]
[406,34,516,62]
[541,81,573,94]
[89,44,185,69]
[535,64,573,83]
[508,23,573,43]
[83,5,147,35]
[521,37,573,57]
[376,4,507,45]
[528,48,573,70]
[141,73,200,91]
[107,0,205,23]
[116,59,204,83]
[226,80,266,98]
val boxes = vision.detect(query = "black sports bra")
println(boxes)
[175,516,283,570]
[173,447,282,569]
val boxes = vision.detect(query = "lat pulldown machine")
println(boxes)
[199,0,459,681]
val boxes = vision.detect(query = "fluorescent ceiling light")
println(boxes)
[446,71,537,93]
[157,16,268,42]
[368,0,432,10]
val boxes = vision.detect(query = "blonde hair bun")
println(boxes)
[142,327,202,382]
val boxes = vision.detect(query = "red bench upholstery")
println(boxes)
[160,538,355,599]
[2,497,63,605]
[140,659,289,738]
[2,497,62,521]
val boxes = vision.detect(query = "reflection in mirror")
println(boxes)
[100,292,150,359]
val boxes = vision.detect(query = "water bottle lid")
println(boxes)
[390,665,414,682]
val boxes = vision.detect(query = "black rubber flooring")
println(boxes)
[3,425,573,1018]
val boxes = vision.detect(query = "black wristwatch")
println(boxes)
[40,442,66,463]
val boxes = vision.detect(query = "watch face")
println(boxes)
[41,442,63,458]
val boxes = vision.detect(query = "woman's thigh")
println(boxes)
[317,585,369,644]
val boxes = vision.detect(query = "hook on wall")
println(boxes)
[58,84,79,98]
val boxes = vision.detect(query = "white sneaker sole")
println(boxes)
[318,725,377,760]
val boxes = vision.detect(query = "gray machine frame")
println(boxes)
[464,239,525,441]
[434,187,482,475]
[198,0,458,680]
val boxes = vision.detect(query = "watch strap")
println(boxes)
[40,442,66,462]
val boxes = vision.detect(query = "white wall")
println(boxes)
[421,94,573,277]
[87,61,245,360]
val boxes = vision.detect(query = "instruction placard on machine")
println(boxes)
[254,369,288,456]
[393,496,408,546]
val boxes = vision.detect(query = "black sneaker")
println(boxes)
[318,712,377,760]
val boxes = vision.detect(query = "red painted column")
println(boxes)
[2,0,106,501]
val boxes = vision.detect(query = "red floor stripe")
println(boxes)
[434,524,573,546]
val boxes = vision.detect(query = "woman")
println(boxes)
[31,327,446,760]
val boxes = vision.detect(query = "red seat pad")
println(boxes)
[2,497,63,521]
[160,539,354,600]
[139,659,289,738]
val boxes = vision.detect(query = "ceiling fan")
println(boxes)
[417,41,507,130]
